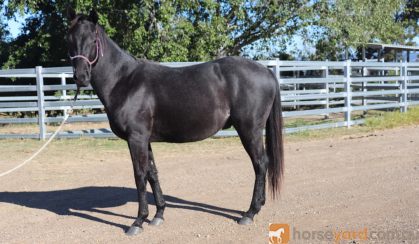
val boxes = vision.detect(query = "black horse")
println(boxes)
[66,9,284,235]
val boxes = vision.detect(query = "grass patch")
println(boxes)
[0,135,255,151]
[286,106,419,141]
[285,126,371,142]
[364,107,419,129]
[285,117,337,128]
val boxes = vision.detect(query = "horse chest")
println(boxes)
[106,108,148,140]
[107,115,128,140]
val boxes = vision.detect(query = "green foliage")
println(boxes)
[0,15,9,64]
[396,0,419,45]
[310,0,406,60]
[0,0,416,66]
[2,0,69,68]
[311,39,341,61]
[0,0,309,68]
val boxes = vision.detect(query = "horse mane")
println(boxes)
[135,58,159,65]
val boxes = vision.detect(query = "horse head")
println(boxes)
[66,8,102,87]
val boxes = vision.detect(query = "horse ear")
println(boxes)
[67,7,76,21]
[89,9,99,24]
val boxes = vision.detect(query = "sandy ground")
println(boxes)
[0,126,418,243]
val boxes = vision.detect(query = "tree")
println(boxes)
[396,0,419,45]
[309,0,405,60]
[2,0,69,68]
[0,0,311,68]
[0,0,10,67]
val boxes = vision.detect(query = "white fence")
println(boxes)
[1,60,419,139]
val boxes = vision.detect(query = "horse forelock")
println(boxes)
[69,14,90,31]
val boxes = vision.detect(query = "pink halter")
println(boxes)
[69,29,104,72]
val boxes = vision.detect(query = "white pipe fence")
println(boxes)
[1,60,419,139]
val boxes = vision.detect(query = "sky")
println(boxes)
[6,13,26,38]
[8,19,23,38]
[1,0,26,39]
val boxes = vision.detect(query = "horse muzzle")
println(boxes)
[73,72,91,87]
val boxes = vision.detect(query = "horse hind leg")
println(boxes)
[147,144,166,226]
[234,124,268,225]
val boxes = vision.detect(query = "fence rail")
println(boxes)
[1,60,419,139]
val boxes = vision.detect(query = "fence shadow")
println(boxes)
[0,186,242,232]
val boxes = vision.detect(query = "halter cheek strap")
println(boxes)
[69,28,104,72]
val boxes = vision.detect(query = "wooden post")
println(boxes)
[35,66,46,140]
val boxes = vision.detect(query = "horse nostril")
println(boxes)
[73,74,78,81]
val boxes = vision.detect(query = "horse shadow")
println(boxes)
[0,186,242,231]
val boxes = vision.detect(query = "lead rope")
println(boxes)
[0,87,80,178]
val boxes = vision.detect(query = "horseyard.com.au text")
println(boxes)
[269,223,419,243]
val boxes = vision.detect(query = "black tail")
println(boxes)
[266,81,284,199]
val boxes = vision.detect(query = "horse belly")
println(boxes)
[151,106,230,143]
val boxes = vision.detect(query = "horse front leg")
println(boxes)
[126,136,150,236]
[147,144,166,226]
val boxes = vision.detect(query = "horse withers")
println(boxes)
[66,8,284,235]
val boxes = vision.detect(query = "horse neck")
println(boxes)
[90,31,138,107]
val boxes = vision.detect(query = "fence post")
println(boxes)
[344,60,352,128]
[362,66,368,111]
[61,74,68,117]
[324,63,330,119]
[35,66,46,140]
[401,62,408,112]
[275,58,282,104]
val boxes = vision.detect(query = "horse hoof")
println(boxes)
[238,216,253,225]
[149,217,164,226]
[126,226,143,236]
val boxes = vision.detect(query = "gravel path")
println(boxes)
[0,126,418,243]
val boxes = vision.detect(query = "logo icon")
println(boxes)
[269,224,290,244]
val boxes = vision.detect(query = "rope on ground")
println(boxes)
[0,113,71,177]
[0,88,79,178]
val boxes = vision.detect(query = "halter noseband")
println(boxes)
[69,28,104,72]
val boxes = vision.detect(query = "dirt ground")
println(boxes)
[0,126,418,244]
